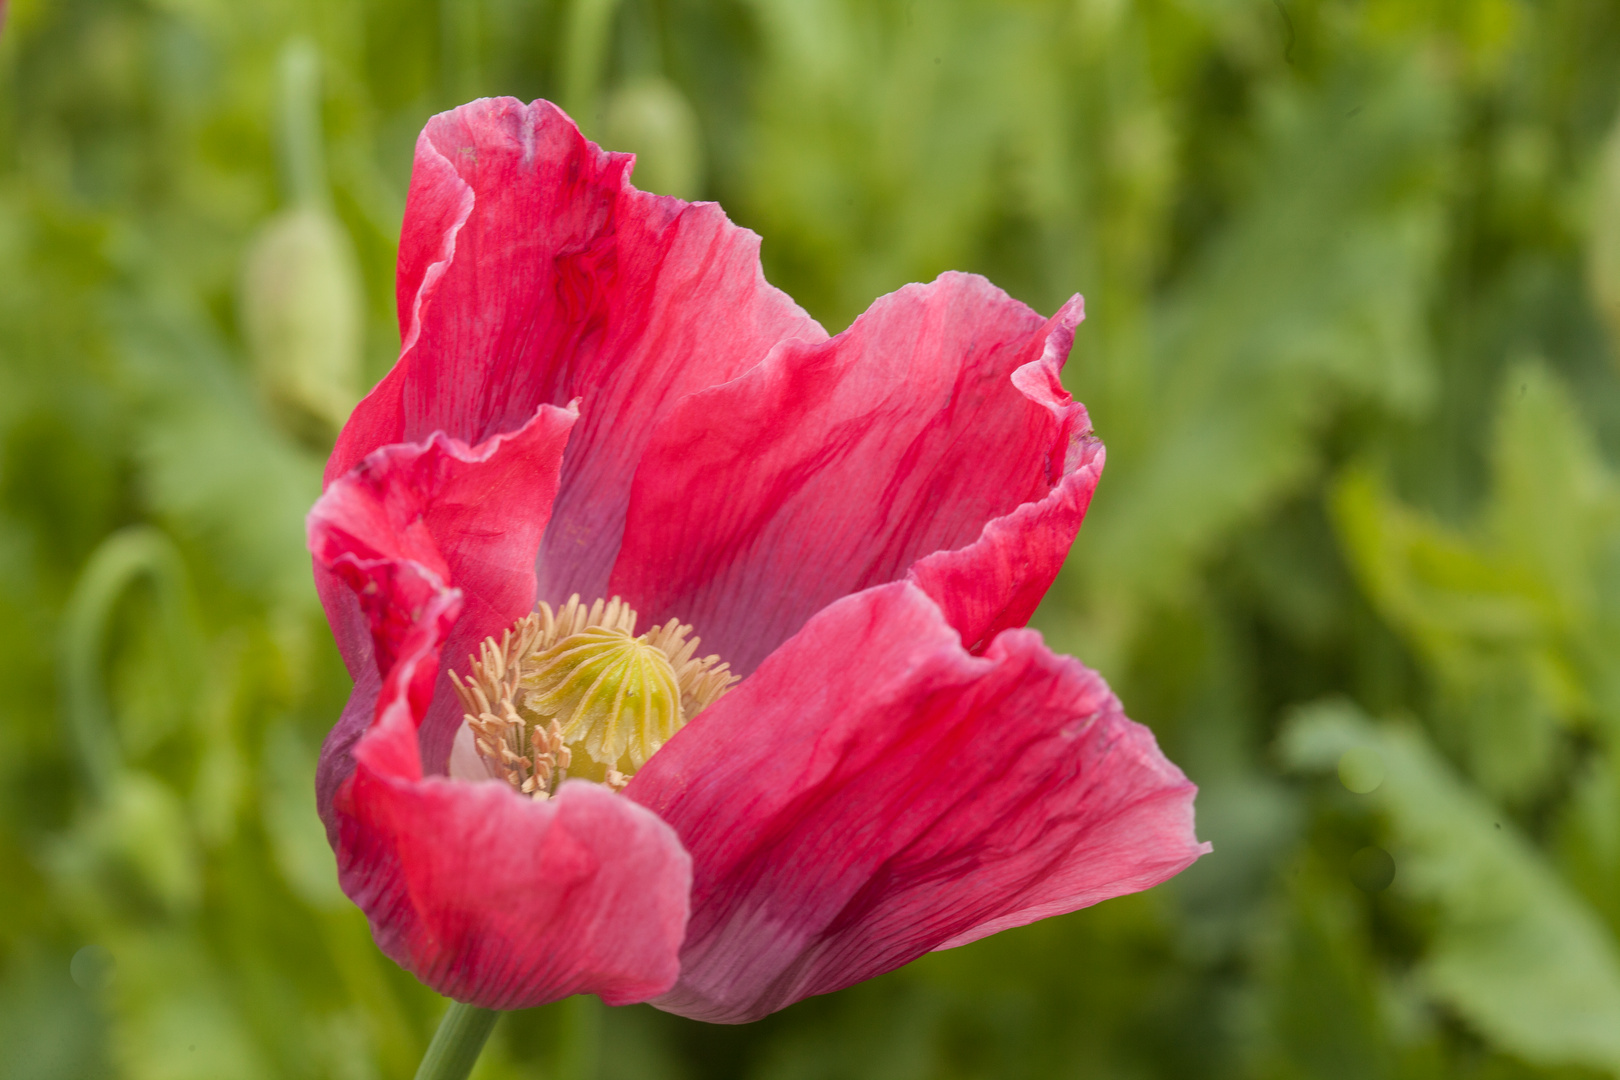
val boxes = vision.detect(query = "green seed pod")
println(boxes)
[524,626,685,779]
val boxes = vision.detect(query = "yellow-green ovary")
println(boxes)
[521,627,683,780]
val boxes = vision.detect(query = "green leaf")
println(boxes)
[1072,60,1446,620]
[1330,362,1620,799]
[1282,700,1620,1075]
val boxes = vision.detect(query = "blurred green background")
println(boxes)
[3,0,1620,1077]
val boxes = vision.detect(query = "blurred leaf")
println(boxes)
[261,717,346,909]
[1332,362,1620,799]
[1589,113,1620,359]
[1254,853,1395,1080]
[738,0,1081,325]
[108,932,273,1080]
[0,943,113,1080]
[240,39,366,443]
[190,632,249,847]
[1060,57,1446,671]
[115,295,324,610]
[1282,701,1620,1076]
[1557,753,1620,943]
[1332,463,1562,798]
[58,526,203,793]
[561,0,625,131]
[46,769,201,918]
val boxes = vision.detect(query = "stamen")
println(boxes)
[452,595,737,797]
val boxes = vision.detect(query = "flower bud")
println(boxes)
[240,206,364,441]
[603,78,705,200]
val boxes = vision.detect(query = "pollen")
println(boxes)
[450,595,737,798]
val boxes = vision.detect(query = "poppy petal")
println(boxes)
[627,581,1208,1024]
[312,412,690,1009]
[340,769,691,1009]
[328,97,825,603]
[312,405,576,789]
[609,273,1091,674]
[906,445,1104,655]
[336,589,692,1009]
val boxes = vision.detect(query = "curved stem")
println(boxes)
[414,1001,500,1080]
[59,526,198,796]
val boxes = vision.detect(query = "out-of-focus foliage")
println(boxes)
[1,0,1619,1077]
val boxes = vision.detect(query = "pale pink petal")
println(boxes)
[448,721,495,782]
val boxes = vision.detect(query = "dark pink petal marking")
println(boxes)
[627,581,1208,1024]
[610,274,1092,673]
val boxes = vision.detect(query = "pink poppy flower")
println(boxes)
[310,97,1208,1023]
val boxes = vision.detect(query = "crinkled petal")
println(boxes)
[328,97,825,603]
[907,449,1104,655]
[311,414,691,1009]
[627,581,1208,1024]
[610,273,1091,673]
[905,293,1101,651]
[312,405,576,791]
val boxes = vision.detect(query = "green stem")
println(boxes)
[559,0,624,131]
[59,526,198,796]
[414,1001,500,1080]
[555,994,602,1080]
[276,38,327,209]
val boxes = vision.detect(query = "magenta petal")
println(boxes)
[627,582,1209,1024]
[341,758,692,1009]
[334,585,691,1009]
[311,405,576,786]
[908,438,1104,654]
[311,413,690,1009]
[610,274,1092,673]
[329,97,825,600]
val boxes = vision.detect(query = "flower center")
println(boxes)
[524,625,681,776]
[450,596,736,798]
